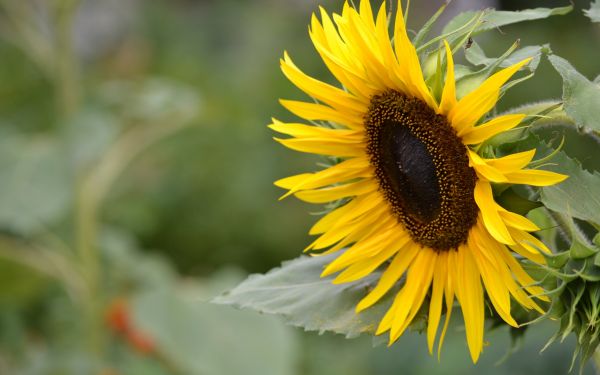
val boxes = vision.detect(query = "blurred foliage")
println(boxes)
[0,0,599,374]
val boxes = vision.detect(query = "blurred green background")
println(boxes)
[0,0,598,374]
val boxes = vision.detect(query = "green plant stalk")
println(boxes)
[52,0,105,362]
[593,349,600,374]
[75,177,104,361]
[0,0,54,77]
[75,117,194,363]
[54,0,81,118]
[0,235,87,302]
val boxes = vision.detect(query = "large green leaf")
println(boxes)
[213,253,403,339]
[465,43,546,72]
[102,234,298,375]
[133,284,297,375]
[584,0,600,23]
[548,55,600,133]
[442,5,572,46]
[0,131,71,235]
[532,120,600,173]
[539,150,600,226]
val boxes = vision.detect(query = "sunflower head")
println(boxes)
[271,0,567,362]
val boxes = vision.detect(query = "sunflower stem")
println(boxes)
[592,349,600,374]
[53,0,81,118]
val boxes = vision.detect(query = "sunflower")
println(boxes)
[271,0,567,362]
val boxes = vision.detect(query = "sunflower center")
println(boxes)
[365,90,478,251]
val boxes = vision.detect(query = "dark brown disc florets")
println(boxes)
[365,90,478,251]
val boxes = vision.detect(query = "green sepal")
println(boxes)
[570,239,599,260]
[579,260,600,282]
[545,251,571,269]
[564,258,587,277]
[593,252,600,267]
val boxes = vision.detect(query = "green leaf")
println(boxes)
[584,0,600,23]
[133,275,298,375]
[480,6,573,30]
[412,3,448,48]
[532,118,600,173]
[213,253,398,338]
[539,151,600,226]
[548,54,600,133]
[496,187,542,216]
[442,6,572,46]
[0,131,71,235]
[465,43,546,72]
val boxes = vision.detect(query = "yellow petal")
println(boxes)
[485,149,536,172]
[437,254,455,359]
[449,59,531,133]
[493,238,548,306]
[509,226,551,255]
[474,182,514,245]
[389,249,436,343]
[499,209,540,232]
[468,236,518,327]
[274,173,312,189]
[322,226,405,276]
[427,253,448,354]
[373,2,409,93]
[309,13,374,99]
[281,157,372,198]
[332,240,406,284]
[468,150,509,183]
[281,52,366,114]
[504,169,568,186]
[274,137,364,157]
[393,1,438,110]
[456,246,484,363]
[309,192,383,235]
[309,219,364,251]
[356,241,419,312]
[294,179,376,203]
[438,40,457,116]
[310,40,373,99]
[280,99,363,129]
[334,10,390,90]
[269,120,363,139]
[319,212,392,255]
[459,114,526,144]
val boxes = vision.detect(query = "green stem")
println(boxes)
[0,1,54,77]
[0,235,87,302]
[74,118,193,362]
[593,349,600,374]
[54,0,80,118]
[75,176,104,359]
[52,0,104,361]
